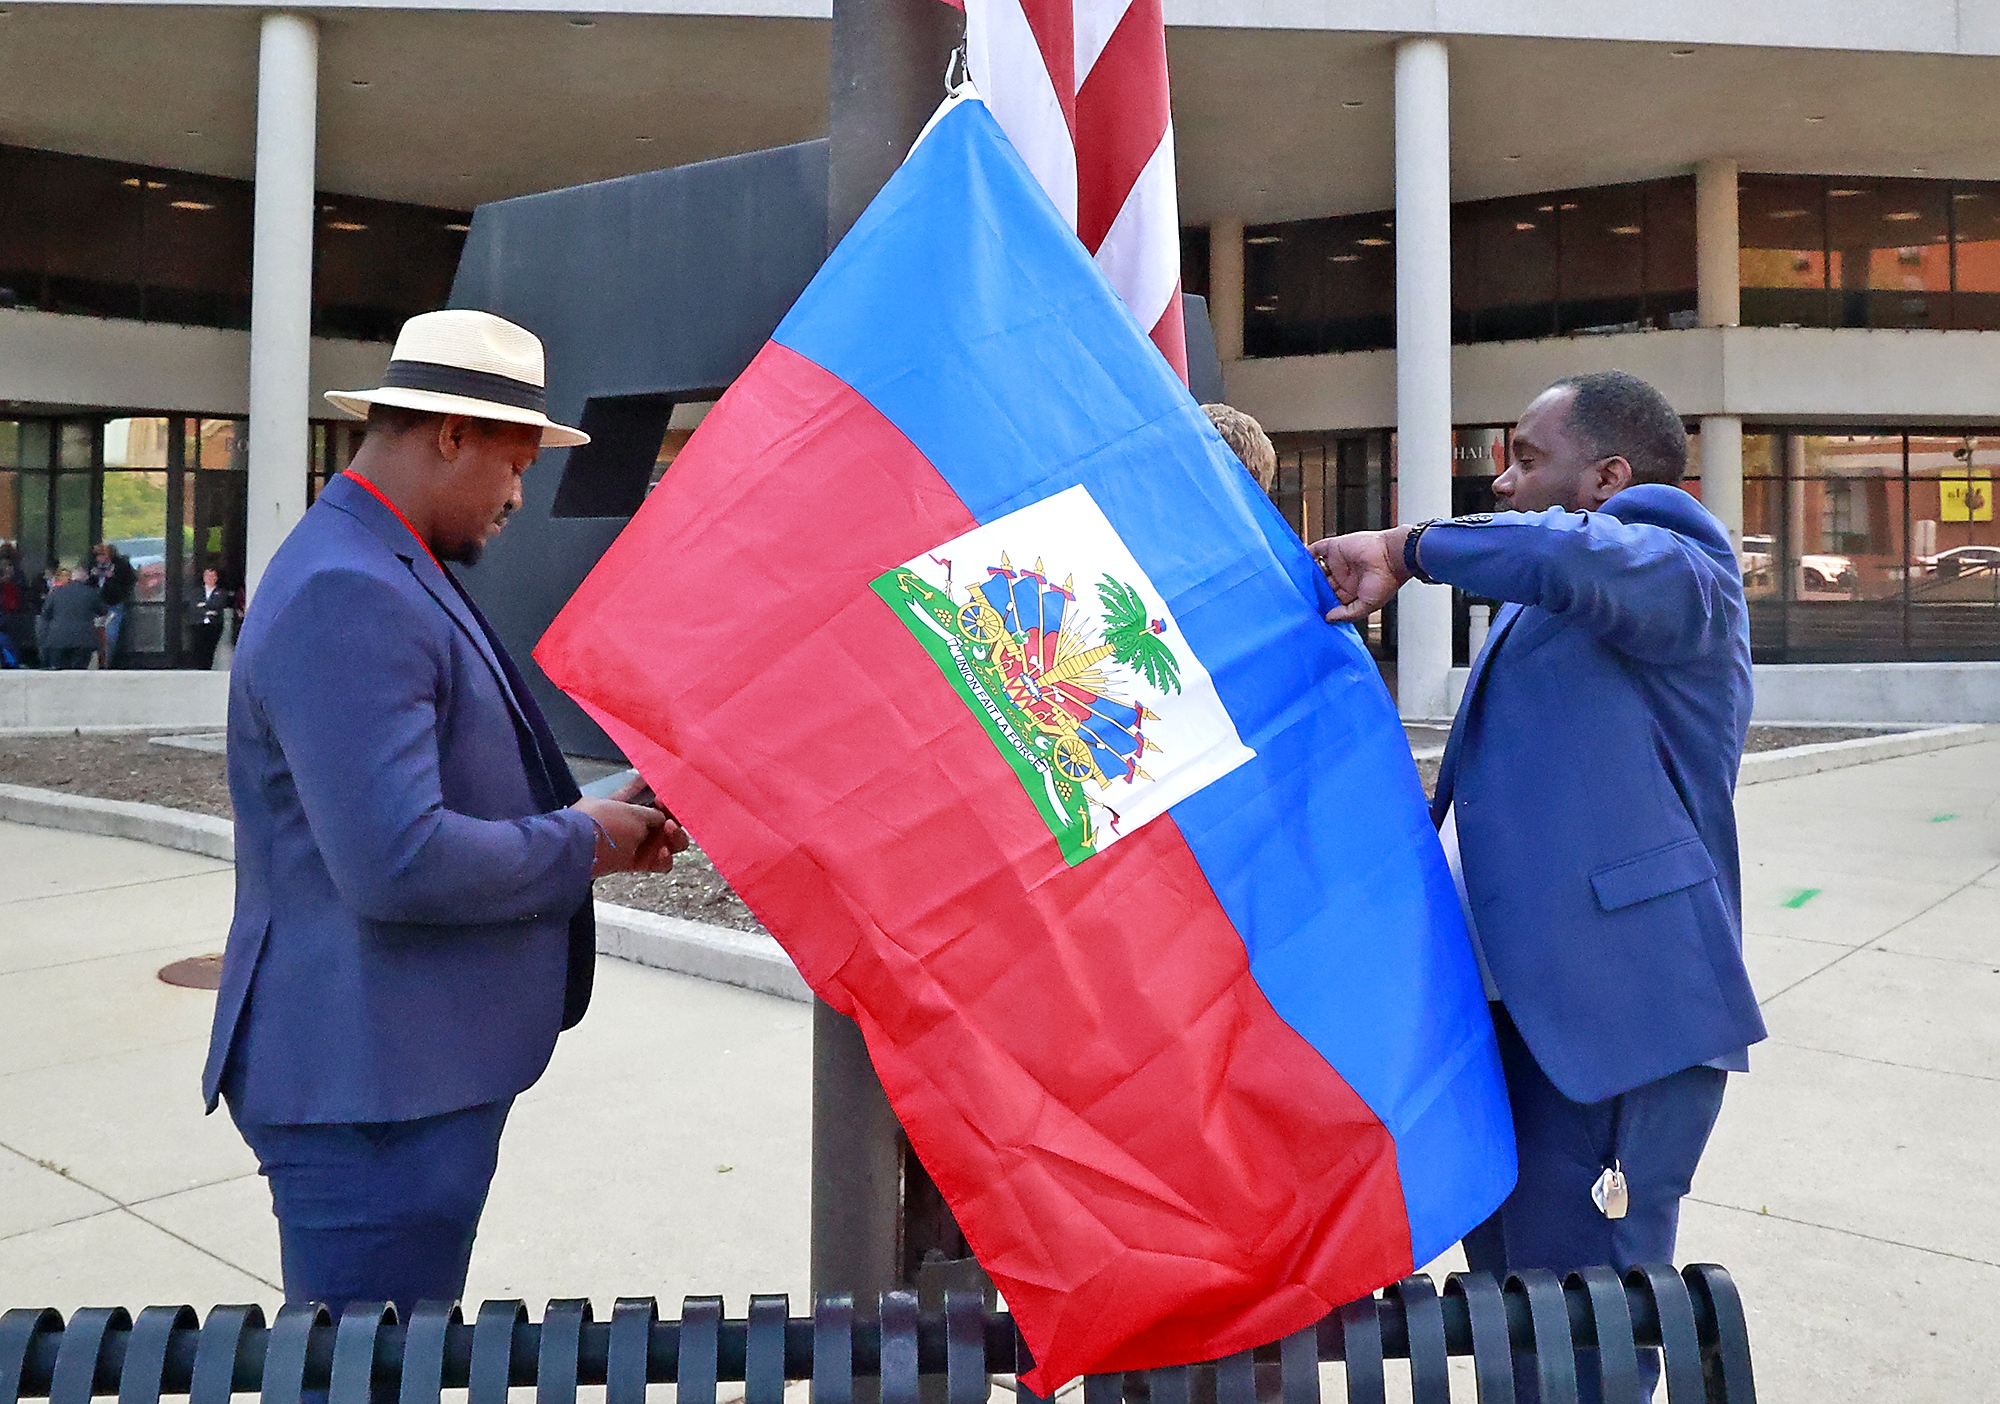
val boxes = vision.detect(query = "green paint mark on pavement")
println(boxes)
[1931,813,1959,823]
[1782,888,1822,909]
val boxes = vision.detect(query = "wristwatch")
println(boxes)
[1403,519,1441,585]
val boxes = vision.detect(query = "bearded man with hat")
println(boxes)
[203,309,683,1315]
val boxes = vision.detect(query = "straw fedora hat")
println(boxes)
[324,309,590,448]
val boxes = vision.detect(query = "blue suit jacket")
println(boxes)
[202,473,599,1125]
[1422,484,1766,1104]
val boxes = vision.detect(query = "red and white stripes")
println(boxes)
[959,0,1189,383]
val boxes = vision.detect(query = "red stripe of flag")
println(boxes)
[1073,0,1169,252]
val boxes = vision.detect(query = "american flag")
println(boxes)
[949,0,1190,383]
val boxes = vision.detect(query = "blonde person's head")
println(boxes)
[1203,403,1277,493]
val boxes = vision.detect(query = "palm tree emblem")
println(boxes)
[1096,576,1182,695]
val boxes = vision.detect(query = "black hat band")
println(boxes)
[378,359,547,415]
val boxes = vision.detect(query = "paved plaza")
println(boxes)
[3,738,1997,1402]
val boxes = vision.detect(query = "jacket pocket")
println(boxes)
[1589,837,1718,912]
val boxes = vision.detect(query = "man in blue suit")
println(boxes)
[1312,371,1765,1401]
[204,310,683,1316]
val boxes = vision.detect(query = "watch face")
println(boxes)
[1455,513,1495,525]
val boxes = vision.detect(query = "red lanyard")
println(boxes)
[340,471,444,573]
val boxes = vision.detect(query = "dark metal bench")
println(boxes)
[1,1265,1752,1404]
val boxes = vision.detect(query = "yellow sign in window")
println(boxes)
[1941,473,1994,522]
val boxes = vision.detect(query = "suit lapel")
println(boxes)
[1431,601,1524,823]
[320,476,567,803]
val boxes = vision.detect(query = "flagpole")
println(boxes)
[813,0,966,1315]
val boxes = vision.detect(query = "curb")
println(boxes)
[0,781,807,1004]
[1736,723,1992,786]
[0,783,235,860]
[594,903,810,1004]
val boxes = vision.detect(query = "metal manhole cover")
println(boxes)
[158,954,225,990]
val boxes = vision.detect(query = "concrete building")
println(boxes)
[4,3,2000,719]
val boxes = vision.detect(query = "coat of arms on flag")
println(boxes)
[538,88,1513,1392]
[875,486,1254,863]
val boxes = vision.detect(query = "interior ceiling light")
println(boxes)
[1885,211,1922,221]
[1610,225,1642,235]
[1829,188,1863,197]
[1537,204,1555,213]
[1955,192,1979,200]
[1768,208,1809,219]
[1341,99,1364,109]
[1514,221,1536,231]
[444,222,471,232]
[1329,254,1361,262]
[1560,202,1578,210]
[1244,234,1282,244]
[169,200,213,211]
[1805,115,1827,123]
[1252,302,1278,312]
[326,220,367,231]
[1357,237,1390,246]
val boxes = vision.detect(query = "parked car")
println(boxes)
[1739,534,1775,584]
[1918,544,2000,578]
[1800,553,1857,590]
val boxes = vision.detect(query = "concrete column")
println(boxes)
[1393,37,1453,721]
[1696,157,1739,329]
[1209,217,1244,362]
[1701,415,1744,549]
[244,12,318,603]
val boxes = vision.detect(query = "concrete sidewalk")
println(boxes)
[3,740,1997,1402]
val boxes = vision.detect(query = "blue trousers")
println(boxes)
[232,1099,513,1316]
[1462,1006,1727,1404]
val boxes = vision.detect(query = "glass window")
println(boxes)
[1460,194,1558,341]
[54,473,92,571]
[315,195,470,341]
[1739,175,1828,327]
[1243,214,1395,357]
[1825,179,1950,329]
[104,417,170,470]
[142,171,253,329]
[1643,177,1699,329]
[0,469,17,559]
[1180,226,1211,301]
[57,419,96,471]
[1557,185,1647,334]
[17,472,49,578]
[195,418,245,471]
[102,472,169,602]
[1949,182,2000,330]
[1906,435,2000,657]
[9,422,52,577]
[40,155,145,320]
[0,147,47,310]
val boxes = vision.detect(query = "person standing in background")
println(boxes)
[188,566,230,671]
[38,566,102,669]
[91,542,136,667]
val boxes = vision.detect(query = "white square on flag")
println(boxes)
[874,485,1255,864]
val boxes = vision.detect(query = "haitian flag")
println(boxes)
[537,90,1513,1391]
